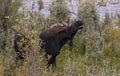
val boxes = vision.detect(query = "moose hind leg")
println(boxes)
[47,55,56,68]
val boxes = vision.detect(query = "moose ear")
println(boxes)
[79,21,84,25]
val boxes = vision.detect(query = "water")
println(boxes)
[22,0,120,20]
[97,3,120,20]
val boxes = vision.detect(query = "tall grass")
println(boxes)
[0,0,120,76]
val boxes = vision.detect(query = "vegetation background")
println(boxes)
[0,0,120,76]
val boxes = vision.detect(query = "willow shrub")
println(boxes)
[49,0,70,24]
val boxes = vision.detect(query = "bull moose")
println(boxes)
[40,20,84,68]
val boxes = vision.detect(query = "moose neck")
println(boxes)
[67,23,78,36]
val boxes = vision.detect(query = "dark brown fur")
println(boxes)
[40,20,84,68]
